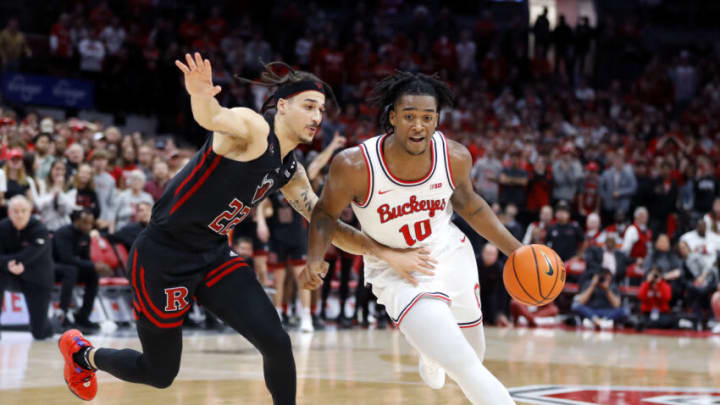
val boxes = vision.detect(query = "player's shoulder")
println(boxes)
[330,146,369,174]
[440,134,472,172]
[230,107,270,134]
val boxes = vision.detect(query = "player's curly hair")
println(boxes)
[235,61,338,113]
[369,71,455,134]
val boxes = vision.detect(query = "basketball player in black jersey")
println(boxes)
[57,53,436,404]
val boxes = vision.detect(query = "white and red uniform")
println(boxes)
[351,132,482,327]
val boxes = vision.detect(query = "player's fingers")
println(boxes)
[194,52,204,72]
[185,53,196,70]
[405,274,419,287]
[418,255,437,267]
[416,262,436,274]
[204,58,212,72]
[174,60,190,73]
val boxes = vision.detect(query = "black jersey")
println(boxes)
[147,114,298,253]
[267,185,306,247]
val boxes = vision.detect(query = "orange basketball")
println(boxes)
[503,244,566,306]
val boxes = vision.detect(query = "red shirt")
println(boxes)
[638,280,671,313]
[50,23,72,58]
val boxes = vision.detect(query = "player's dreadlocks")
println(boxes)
[235,61,338,113]
[370,71,455,134]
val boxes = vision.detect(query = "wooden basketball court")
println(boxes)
[1,326,718,404]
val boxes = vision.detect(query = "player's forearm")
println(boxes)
[190,93,222,131]
[330,221,384,257]
[458,196,522,256]
[307,203,338,263]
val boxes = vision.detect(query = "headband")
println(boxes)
[276,80,326,100]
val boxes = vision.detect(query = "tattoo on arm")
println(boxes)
[468,206,484,218]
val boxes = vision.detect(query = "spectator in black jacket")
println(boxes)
[546,200,584,261]
[585,231,630,284]
[0,196,53,339]
[53,207,110,331]
[106,201,151,251]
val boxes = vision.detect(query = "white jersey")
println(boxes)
[350,132,482,326]
[351,131,456,250]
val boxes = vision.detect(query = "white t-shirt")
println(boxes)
[679,230,720,271]
[0,169,6,193]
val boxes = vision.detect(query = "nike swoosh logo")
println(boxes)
[378,189,393,195]
[541,251,554,276]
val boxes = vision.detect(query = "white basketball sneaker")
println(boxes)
[299,310,314,333]
[418,355,445,389]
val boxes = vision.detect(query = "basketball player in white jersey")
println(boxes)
[302,72,522,404]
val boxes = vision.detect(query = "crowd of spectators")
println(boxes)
[1,1,720,336]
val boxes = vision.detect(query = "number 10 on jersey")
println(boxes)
[398,219,432,246]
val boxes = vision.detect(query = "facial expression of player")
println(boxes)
[279,90,325,145]
[389,94,438,156]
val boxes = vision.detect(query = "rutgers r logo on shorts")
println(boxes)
[164,287,190,312]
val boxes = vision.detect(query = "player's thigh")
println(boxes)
[195,265,286,348]
[442,247,483,326]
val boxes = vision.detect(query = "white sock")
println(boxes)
[399,299,515,405]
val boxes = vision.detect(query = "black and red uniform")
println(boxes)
[267,189,307,270]
[93,114,298,404]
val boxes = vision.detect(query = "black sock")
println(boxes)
[73,346,96,370]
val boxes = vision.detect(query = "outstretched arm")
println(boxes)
[448,140,523,257]
[175,52,268,142]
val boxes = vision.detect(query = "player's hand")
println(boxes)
[175,52,222,98]
[256,222,270,243]
[330,132,347,150]
[299,260,329,290]
[379,247,437,286]
[8,260,24,275]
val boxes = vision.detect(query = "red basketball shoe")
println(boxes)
[58,329,97,400]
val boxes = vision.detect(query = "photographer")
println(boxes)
[571,267,628,329]
[634,268,675,330]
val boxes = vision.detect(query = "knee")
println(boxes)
[148,369,178,389]
[260,328,292,357]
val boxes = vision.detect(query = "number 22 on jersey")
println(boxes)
[208,198,251,235]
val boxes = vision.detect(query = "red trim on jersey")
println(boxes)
[441,134,456,188]
[357,145,372,207]
[130,251,185,329]
[170,154,222,214]
[378,134,436,185]
[173,144,213,197]
[205,262,248,283]
[203,257,246,280]
[395,292,451,325]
